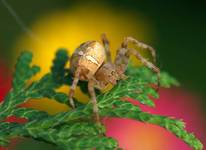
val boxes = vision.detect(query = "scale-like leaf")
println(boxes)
[0,50,202,150]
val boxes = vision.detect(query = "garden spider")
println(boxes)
[69,34,160,122]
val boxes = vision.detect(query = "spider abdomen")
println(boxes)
[70,41,106,80]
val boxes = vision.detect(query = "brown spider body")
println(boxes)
[70,41,106,80]
[69,34,160,123]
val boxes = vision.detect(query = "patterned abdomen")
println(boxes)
[70,41,106,79]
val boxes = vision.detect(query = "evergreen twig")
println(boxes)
[0,50,203,150]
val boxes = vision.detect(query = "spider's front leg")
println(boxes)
[88,78,100,123]
[122,37,157,63]
[68,68,80,108]
[101,33,112,63]
[115,37,160,90]
[128,48,160,84]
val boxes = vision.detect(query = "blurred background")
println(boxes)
[0,0,205,150]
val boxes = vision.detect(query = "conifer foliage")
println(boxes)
[0,50,203,150]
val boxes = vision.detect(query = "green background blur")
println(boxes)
[0,0,206,149]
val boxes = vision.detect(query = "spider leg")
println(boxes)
[68,68,80,108]
[122,37,156,63]
[101,33,112,63]
[114,47,130,75]
[114,46,160,90]
[88,78,100,123]
[129,48,160,90]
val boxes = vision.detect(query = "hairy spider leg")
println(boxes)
[115,37,160,90]
[68,68,80,108]
[88,79,100,123]
[122,37,156,63]
[129,48,160,89]
[101,33,112,63]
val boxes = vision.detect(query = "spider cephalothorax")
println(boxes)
[69,34,160,122]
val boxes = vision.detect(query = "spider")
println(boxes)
[69,34,160,122]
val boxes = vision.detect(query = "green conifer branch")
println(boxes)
[0,50,203,150]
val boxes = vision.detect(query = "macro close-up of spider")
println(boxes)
[69,34,160,122]
[0,0,205,149]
